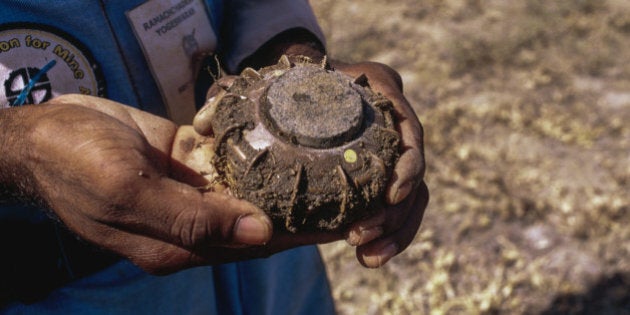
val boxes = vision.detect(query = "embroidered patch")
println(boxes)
[0,23,105,108]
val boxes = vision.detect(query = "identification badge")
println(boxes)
[127,0,217,124]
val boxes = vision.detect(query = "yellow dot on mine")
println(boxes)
[344,149,358,163]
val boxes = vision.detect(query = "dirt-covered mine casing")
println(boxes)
[205,56,400,232]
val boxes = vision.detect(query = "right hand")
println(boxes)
[8,94,341,274]
[331,61,428,268]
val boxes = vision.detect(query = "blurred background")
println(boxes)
[311,1,630,314]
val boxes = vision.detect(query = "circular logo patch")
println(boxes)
[0,23,105,108]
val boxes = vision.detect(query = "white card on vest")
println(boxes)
[127,0,217,124]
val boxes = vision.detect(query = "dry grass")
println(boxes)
[312,0,630,314]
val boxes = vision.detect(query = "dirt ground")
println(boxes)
[311,1,630,314]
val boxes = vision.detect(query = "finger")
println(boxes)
[330,63,426,205]
[69,205,307,274]
[83,221,258,275]
[104,174,272,248]
[193,75,238,135]
[101,226,206,275]
[114,227,343,274]
[170,126,221,187]
[356,181,429,268]
[345,211,386,246]
[387,145,424,205]
[52,205,202,274]
[193,88,226,135]
[385,95,426,205]
[147,180,272,247]
[345,182,420,247]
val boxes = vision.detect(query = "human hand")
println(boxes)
[332,61,429,268]
[194,59,428,268]
[11,94,340,274]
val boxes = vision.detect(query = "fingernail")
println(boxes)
[362,243,399,268]
[234,215,271,245]
[347,226,383,246]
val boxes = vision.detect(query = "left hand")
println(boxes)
[332,61,429,268]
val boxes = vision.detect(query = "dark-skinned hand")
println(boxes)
[332,61,429,268]
[193,60,429,268]
[4,94,342,274]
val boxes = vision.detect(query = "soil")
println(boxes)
[312,1,630,314]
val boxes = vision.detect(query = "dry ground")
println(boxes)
[312,1,630,314]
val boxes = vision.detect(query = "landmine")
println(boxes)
[194,56,400,232]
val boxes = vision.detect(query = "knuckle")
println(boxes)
[169,205,236,247]
[364,62,403,89]
[170,208,213,247]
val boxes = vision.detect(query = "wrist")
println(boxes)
[238,28,326,71]
[0,105,48,205]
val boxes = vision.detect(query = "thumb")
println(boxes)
[168,128,273,246]
[168,186,274,247]
[118,175,273,248]
[231,211,274,245]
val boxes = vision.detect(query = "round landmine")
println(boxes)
[203,56,400,232]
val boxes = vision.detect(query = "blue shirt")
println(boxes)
[0,1,334,314]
